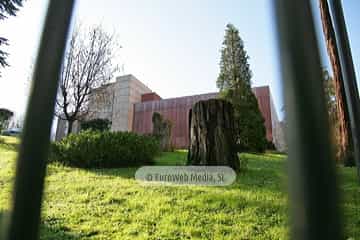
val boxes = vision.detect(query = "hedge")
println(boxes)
[50,130,160,168]
[80,118,111,131]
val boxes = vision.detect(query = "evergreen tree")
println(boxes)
[217,23,267,152]
[0,0,23,71]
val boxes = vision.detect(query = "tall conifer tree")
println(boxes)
[217,23,267,152]
[0,0,23,72]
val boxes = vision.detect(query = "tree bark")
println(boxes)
[187,99,240,171]
[319,0,354,166]
[67,120,74,136]
[152,112,172,151]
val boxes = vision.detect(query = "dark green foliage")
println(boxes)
[50,130,160,168]
[266,140,276,150]
[238,154,249,172]
[0,108,13,132]
[0,0,23,69]
[80,118,111,131]
[0,0,23,19]
[217,23,267,152]
[228,89,267,152]
[0,37,9,68]
[217,24,252,91]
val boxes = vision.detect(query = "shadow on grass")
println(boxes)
[88,167,137,179]
[40,224,82,240]
[0,141,19,152]
[85,154,288,203]
[48,151,288,194]
[233,168,286,195]
[83,151,187,179]
[46,162,139,180]
[0,211,83,240]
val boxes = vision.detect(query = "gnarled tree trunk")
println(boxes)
[319,0,354,166]
[187,99,239,171]
[152,112,172,151]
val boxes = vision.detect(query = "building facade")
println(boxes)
[56,74,285,150]
[56,75,152,140]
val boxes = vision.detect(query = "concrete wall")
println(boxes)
[274,121,287,152]
[55,118,67,140]
[55,118,81,141]
[55,74,152,140]
[87,82,115,121]
[110,75,152,131]
[268,90,287,151]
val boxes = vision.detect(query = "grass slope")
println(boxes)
[0,136,359,239]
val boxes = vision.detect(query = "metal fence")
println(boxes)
[1,0,359,239]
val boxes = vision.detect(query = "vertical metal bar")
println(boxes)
[3,1,75,240]
[273,0,342,239]
[329,0,360,181]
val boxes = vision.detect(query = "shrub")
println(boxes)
[239,154,249,172]
[0,108,13,132]
[266,141,276,150]
[50,130,160,168]
[80,118,111,131]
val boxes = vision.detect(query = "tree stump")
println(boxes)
[187,99,240,171]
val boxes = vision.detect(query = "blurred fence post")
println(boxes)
[3,1,75,240]
[273,0,342,239]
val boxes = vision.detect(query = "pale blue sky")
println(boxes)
[0,0,359,121]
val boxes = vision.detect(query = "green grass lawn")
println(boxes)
[0,136,359,239]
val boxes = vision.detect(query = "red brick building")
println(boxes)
[133,86,279,149]
[56,75,283,150]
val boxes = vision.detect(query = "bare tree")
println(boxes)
[319,0,354,166]
[56,25,120,135]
